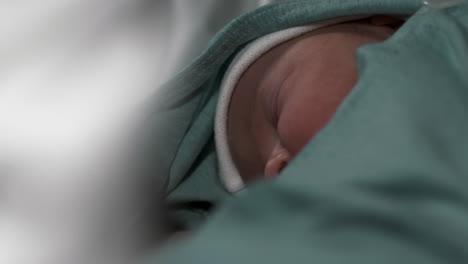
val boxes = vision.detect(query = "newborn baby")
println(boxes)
[157,1,468,263]
[216,16,403,191]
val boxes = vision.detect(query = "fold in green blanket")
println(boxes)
[149,0,468,262]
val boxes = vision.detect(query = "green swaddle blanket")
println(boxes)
[149,0,468,262]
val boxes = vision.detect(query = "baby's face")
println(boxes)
[228,21,396,183]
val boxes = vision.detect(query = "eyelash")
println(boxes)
[271,103,279,129]
[269,85,281,130]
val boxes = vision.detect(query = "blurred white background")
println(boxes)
[0,1,281,263]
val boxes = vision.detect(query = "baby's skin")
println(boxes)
[228,18,400,183]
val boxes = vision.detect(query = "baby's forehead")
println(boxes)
[239,21,396,90]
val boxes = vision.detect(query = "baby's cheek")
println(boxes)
[278,87,349,157]
[278,77,357,157]
[277,102,325,157]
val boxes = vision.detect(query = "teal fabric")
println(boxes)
[150,0,468,262]
[151,0,423,230]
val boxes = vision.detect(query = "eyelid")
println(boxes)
[263,81,281,130]
[270,67,294,129]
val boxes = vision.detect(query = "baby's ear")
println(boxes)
[264,142,291,178]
